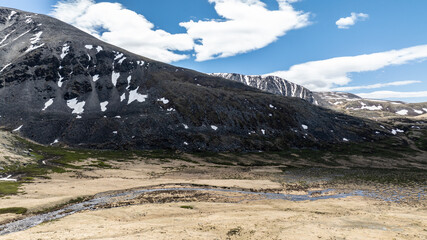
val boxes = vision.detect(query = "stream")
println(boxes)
[0,186,423,236]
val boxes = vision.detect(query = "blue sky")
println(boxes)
[2,0,427,102]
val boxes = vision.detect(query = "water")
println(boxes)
[0,187,419,236]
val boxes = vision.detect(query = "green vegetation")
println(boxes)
[0,182,21,196]
[331,168,427,186]
[0,207,28,215]
[180,205,194,209]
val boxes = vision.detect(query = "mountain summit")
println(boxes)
[0,7,390,151]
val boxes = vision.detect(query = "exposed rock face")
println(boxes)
[0,7,390,151]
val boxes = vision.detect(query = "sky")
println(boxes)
[1,0,427,102]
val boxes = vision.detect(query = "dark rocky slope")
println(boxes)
[0,7,391,151]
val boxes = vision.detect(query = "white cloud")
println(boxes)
[51,0,194,63]
[268,44,427,91]
[332,80,422,91]
[357,91,427,99]
[336,12,369,29]
[179,0,310,61]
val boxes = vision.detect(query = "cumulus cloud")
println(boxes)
[51,0,194,63]
[357,91,427,99]
[179,0,310,61]
[332,80,422,91]
[268,44,427,91]
[336,12,369,29]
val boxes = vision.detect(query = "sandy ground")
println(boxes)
[0,153,426,239]
[2,198,426,240]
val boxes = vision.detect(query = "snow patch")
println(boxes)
[126,76,132,89]
[343,138,349,142]
[115,116,121,119]
[391,129,404,135]
[158,98,169,104]
[128,87,148,104]
[167,108,175,112]
[0,30,15,45]
[67,98,85,114]
[111,71,120,86]
[184,142,189,146]
[50,139,59,146]
[360,102,383,111]
[13,125,23,132]
[114,52,124,60]
[0,175,17,182]
[396,110,408,116]
[261,129,266,135]
[85,45,93,50]
[413,109,423,114]
[137,61,144,66]
[112,72,120,86]
[42,99,54,111]
[118,57,126,64]
[120,93,126,102]
[301,124,308,130]
[93,75,99,82]
[113,131,118,134]
[58,73,64,87]
[211,125,218,131]
[96,46,103,52]
[183,124,189,129]
[423,108,427,112]
[0,63,11,73]
[7,11,16,21]
[100,101,108,112]
[26,31,44,53]
[60,43,70,59]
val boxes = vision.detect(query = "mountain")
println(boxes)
[0,7,392,151]
[214,73,427,120]
[210,73,316,104]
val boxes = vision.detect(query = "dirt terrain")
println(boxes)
[0,152,425,239]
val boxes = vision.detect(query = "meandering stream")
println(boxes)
[0,185,423,236]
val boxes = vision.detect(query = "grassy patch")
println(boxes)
[180,205,194,209]
[331,168,427,186]
[0,207,27,215]
[0,182,21,196]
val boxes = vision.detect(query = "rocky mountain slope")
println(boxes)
[211,73,316,104]
[214,73,427,120]
[0,7,394,151]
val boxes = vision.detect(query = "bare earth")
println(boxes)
[0,155,426,240]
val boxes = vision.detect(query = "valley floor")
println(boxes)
[0,152,426,240]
